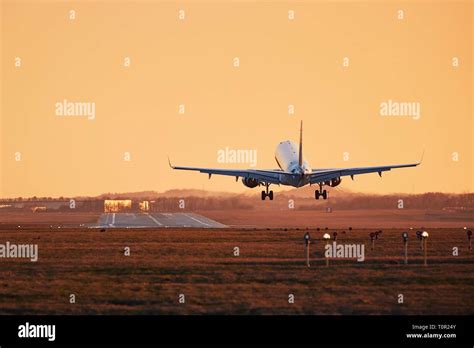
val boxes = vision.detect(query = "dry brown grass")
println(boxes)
[199,209,474,228]
[0,226,472,315]
[0,211,100,226]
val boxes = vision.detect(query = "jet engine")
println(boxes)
[325,177,342,187]
[242,177,259,188]
[330,177,342,187]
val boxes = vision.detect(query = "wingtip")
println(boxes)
[418,147,425,165]
[168,156,174,169]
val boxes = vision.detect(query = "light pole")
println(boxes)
[402,232,408,264]
[422,231,429,266]
[304,232,311,267]
[465,227,472,251]
[323,233,331,267]
[416,231,423,250]
[370,232,375,251]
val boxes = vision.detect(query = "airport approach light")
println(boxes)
[369,232,376,250]
[402,232,409,264]
[323,233,330,267]
[416,230,423,250]
[304,232,311,267]
[422,231,429,266]
[304,232,311,244]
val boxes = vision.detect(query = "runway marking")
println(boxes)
[146,213,163,226]
[91,213,226,228]
[184,213,211,227]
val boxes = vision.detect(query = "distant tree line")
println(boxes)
[1,192,472,212]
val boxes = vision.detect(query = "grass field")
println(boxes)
[0,226,472,315]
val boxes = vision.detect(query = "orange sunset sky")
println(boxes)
[1,0,472,198]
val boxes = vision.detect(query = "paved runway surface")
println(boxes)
[92,212,226,228]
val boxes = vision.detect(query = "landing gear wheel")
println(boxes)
[322,190,328,200]
[315,191,320,200]
[261,183,273,201]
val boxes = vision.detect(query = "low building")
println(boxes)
[104,200,132,213]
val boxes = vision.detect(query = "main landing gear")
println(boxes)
[315,183,328,200]
[261,183,273,200]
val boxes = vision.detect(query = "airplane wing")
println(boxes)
[309,162,420,184]
[169,159,283,184]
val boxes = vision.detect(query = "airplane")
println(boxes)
[169,121,422,200]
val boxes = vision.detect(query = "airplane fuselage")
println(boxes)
[275,141,312,187]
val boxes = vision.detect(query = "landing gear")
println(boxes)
[261,183,273,200]
[315,184,328,200]
[261,190,274,200]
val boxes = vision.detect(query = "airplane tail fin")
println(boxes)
[299,120,303,167]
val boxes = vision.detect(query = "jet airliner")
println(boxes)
[169,121,421,200]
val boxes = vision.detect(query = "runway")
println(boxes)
[92,212,227,228]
